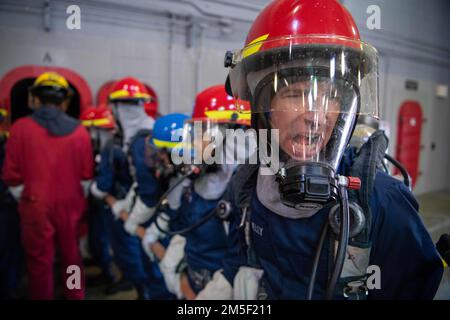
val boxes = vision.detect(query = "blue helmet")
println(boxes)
[151,113,189,150]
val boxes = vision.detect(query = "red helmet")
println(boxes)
[244,0,360,52]
[192,84,251,126]
[109,77,151,102]
[80,105,115,129]
[228,0,378,118]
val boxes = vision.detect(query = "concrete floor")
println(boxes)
[416,191,450,300]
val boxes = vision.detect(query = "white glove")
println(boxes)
[89,181,107,199]
[159,235,186,299]
[81,180,92,198]
[141,213,169,260]
[196,270,233,300]
[124,196,156,235]
[233,266,264,300]
[9,185,24,201]
[111,183,137,220]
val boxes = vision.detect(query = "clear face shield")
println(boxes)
[255,72,359,171]
[228,36,378,208]
[179,119,226,168]
[229,36,379,173]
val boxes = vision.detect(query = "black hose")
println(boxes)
[153,173,191,222]
[307,218,329,300]
[384,154,411,189]
[154,206,218,236]
[325,185,350,300]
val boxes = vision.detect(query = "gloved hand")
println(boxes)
[159,235,186,299]
[9,184,24,201]
[233,266,264,300]
[89,181,108,199]
[111,184,137,220]
[141,213,169,260]
[142,232,156,261]
[111,199,129,220]
[196,270,233,300]
[124,196,156,235]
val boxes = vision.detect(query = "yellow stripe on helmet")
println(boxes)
[33,72,69,90]
[204,110,251,123]
[152,138,181,150]
[81,118,112,127]
[242,34,270,58]
[0,109,8,117]
[109,90,151,100]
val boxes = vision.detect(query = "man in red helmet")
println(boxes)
[197,0,443,300]
[80,106,117,287]
[2,72,93,299]
[89,77,174,299]
[150,85,254,299]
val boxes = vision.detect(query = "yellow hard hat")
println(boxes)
[32,72,69,90]
[29,72,72,103]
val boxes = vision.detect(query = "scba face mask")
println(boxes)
[229,36,379,210]
[145,145,178,181]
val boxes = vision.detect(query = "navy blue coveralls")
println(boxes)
[222,149,444,299]
[95,131,172,298]
[171,168,232,294]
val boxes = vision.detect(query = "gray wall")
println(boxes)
[1,0,450,194]
[343,0,450,194]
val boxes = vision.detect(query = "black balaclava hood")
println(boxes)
[31,106,79,136]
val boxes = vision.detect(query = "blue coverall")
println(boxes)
[222,149,444,299]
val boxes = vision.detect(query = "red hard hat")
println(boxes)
[109,77,151,102]
[80,105,115,129]
[228,0,378,119]
[192,85,251,126]
[244,0,360,53]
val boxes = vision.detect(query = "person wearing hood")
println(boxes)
[79,106,117,287]
[152,85,254,299]
[89,77,173,300]
[197,0,443,300]
[2,72,93,300]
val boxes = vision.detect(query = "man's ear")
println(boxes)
[28,95,41,110]
[61,99,69,112]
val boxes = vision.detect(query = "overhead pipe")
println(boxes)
[168,13,176,114]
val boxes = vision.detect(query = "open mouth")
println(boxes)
[292,132,321,146]
[289,132,323,158]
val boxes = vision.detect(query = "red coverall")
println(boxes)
[2,117,93,300]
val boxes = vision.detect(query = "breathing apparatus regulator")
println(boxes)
[152,162,233,236]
